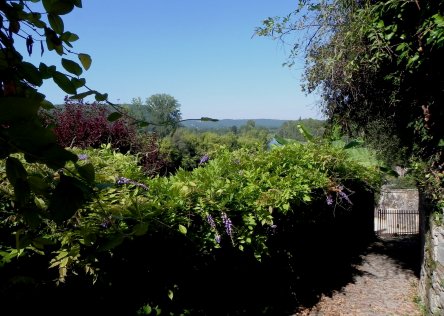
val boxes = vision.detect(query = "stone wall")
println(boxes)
[376,187,419,210]
[419,216,444,315]
[373,187,444,313]
[418,189,444,315]
[375,187,419,235]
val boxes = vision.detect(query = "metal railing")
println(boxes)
[375,209,419,236]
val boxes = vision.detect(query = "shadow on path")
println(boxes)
[293,235,422,316]
[368,235,421,276]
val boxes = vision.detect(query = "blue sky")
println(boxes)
[21,1,323,120]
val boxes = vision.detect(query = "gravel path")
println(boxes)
[294,237,422,316]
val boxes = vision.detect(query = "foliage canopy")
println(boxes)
[257,0,444,209]
[257,0,443,160]
[130,94,182,137]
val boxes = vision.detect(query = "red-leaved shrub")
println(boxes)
[41,98,167,176]
[42,98,136,152]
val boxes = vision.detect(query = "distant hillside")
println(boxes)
[181,119,310,130]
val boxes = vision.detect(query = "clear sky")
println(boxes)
[21,1,323,120]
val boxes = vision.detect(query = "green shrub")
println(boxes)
[0,140,381,314]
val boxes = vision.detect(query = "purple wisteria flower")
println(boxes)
[206,214,216,229]
[326,194,334,206]
[206,214,221,244]
[78,154,88,160]
[116,177,149,190]
[339,191,353,205]
[100,217,112,229]
[199,154,209,165]
[117,177,131,185]
[221,212,233,238]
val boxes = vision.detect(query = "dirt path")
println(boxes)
[294,237,422,316]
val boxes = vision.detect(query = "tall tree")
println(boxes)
[143,93,182,137]
[257,0,443,165]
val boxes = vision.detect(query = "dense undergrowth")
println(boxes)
[0,140,381,315]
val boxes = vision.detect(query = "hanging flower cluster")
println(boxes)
[116,177,149,190]
[325,184,354,207]
[205,211,235,245]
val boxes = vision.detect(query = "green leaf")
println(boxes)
[48,14,64,34]
[32,237,54,250]
[27,144,79,169]
[73,0,82,8]
[55,42,64,55]
[39,63,55,79]
[11,1,24,10]
[8,123,56,154]
[76,163,95,184]
[407,54,420,68]
[61,58,82,76]
[0,97,41,123]
[141,305,152,315]
[71,77,86,89]
[9,20,20,34]
[21,62,43,86]
[396,42,408,52]
[167,289,174,301]
[107,112,122,122]
[60,31,79,43]
[297,124,314,142]
[42,0,54,12]
[6,158,31,207]
[43,0,74,15]
[95,92,108,102]
[6,157,28,186]
[99,235,124,251]
[78,53,92,70]
[41,100,54,110]
[438,139,444,147]
[274,135,288,145]
[69,90,96,100]
[48,175,87,224]
[133,222,149,236]
[178,224,187,235]
[34,18,47,29]
[29,175,50,195]
[28,12,43,23]
[52,71,76,94]
[34,197,47,210]
[200,117,219,122]
[44,27,57,51]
